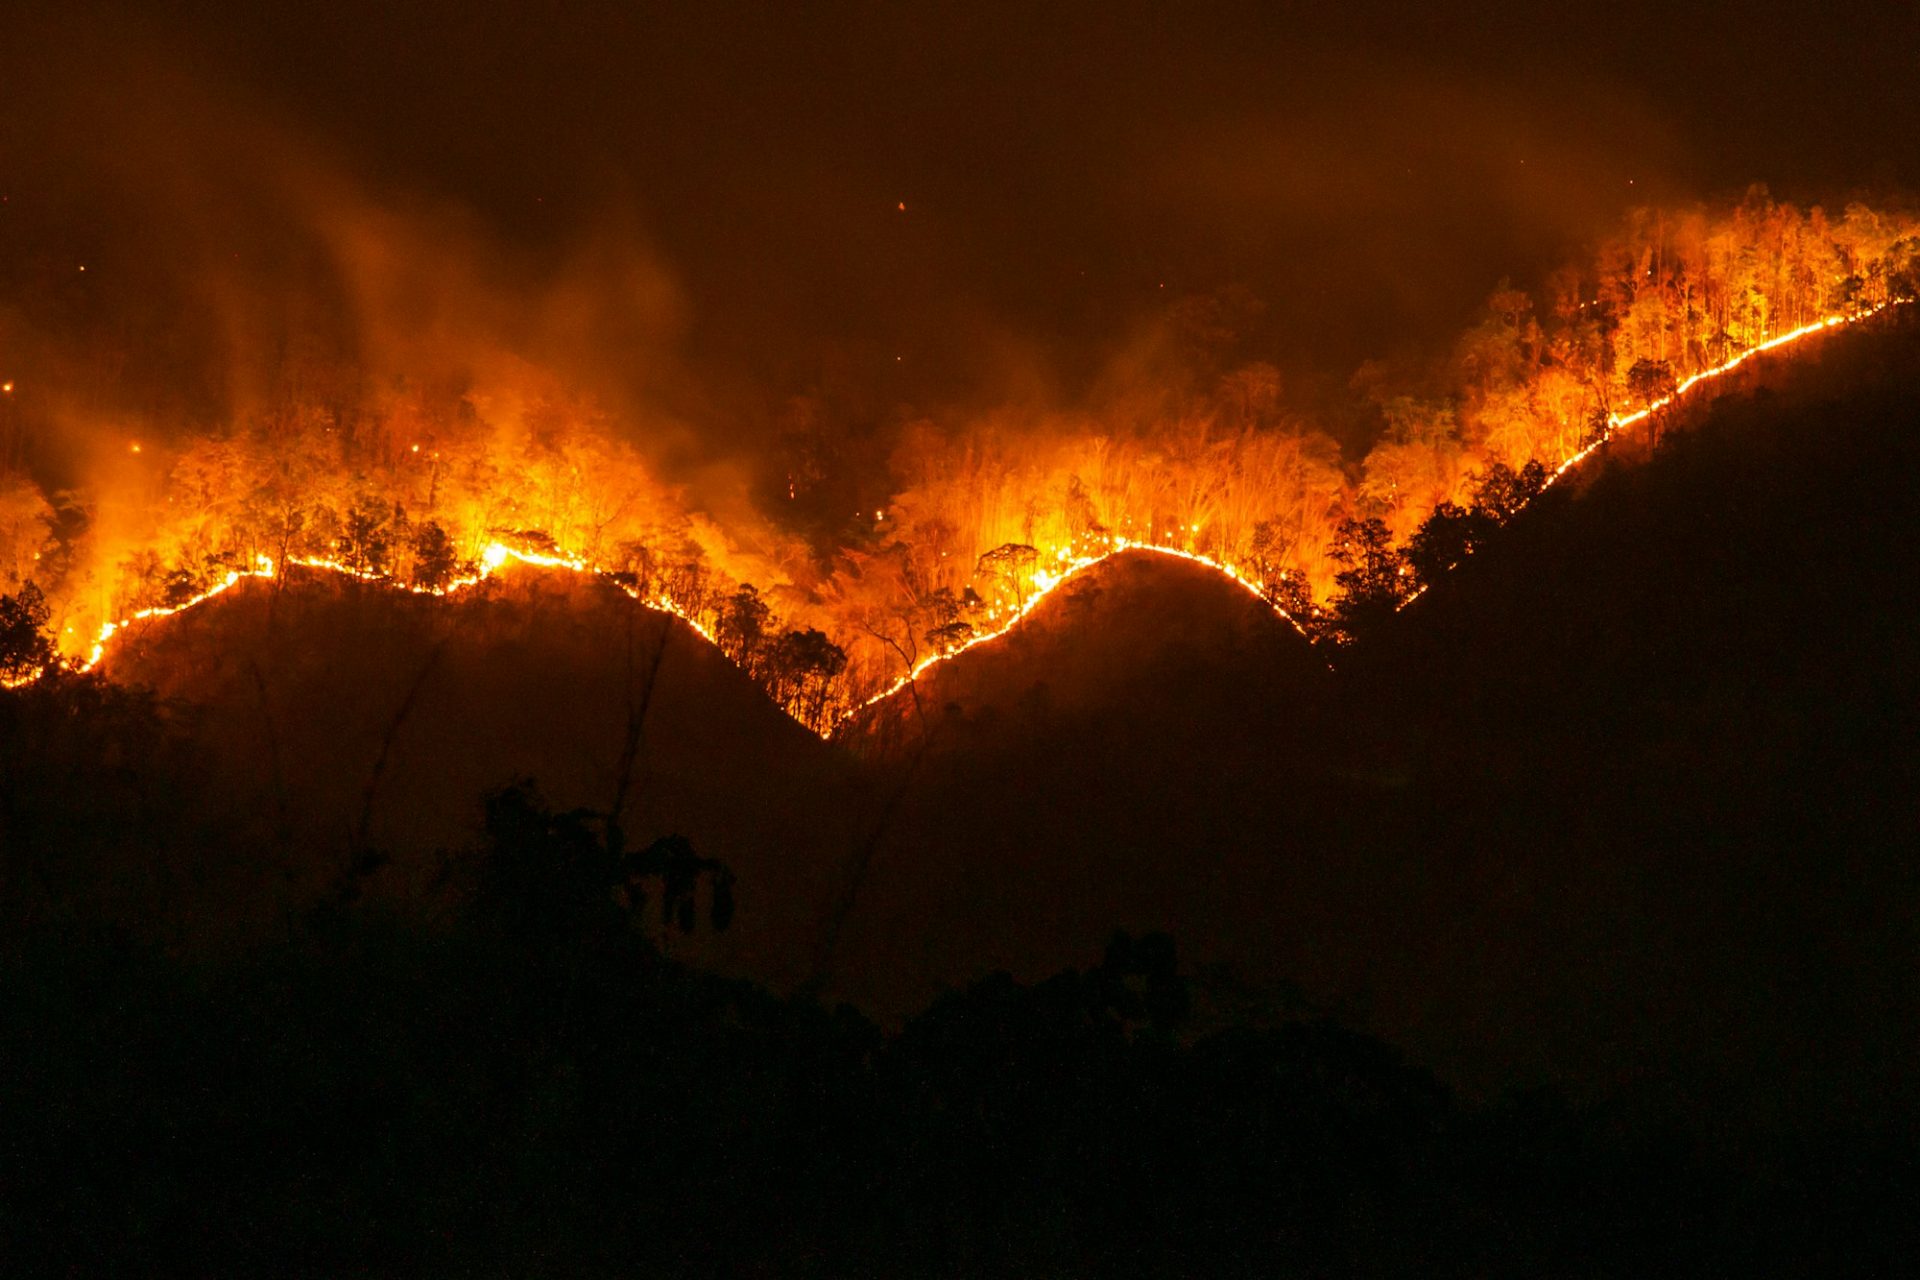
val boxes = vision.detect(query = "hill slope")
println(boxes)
[824,549,1343,1017]
[103,563,856,982]
[827,316,1920,1120]
[1326,313,1920,1116]
[54,316,1920,1120]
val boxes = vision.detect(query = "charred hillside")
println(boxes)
[90,563,856,982]
[817,316,1920,1120]
[821,550,1336,1015]
[4,319,1917,1124]
[1331,313,1920,1113]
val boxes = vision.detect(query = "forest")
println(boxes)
[3,191,1917,724]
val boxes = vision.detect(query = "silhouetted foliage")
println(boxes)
[1402,461,1552,593]
[764,627,848,732]
[977,541,1040,608]
[1627,357,1679,409]
[715,583,771,672]
[338,497,395,575]
[1404,501,1496,589]
[470,780,734,948]
[1329,515,1410,640]
[924,617,975,654]
[409,519,462,590]
[1470,458,1549,522]
[0,580,55,683]
[5,904,1913,1277]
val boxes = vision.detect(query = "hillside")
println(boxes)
[19,319,1919,1122]
[823,549,1345,1017]
[822,315,1920,1121]
[839,547,1325,751]
[1326,312,1920,1117]
[100,562,857,983]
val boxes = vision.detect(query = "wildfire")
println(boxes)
[0,538,728,694]
[856,300,1904,715]
[840,537,1313,728]
[70,555,279,673]
[1546,306,1889,487]
[2,295,1906,730]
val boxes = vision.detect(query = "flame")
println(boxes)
[861,301,1903,716]
[1,538,717,691]
[1388,303,1900,614]
[1546,306,1890,487]
[839,538,1314,729]
[4,303,1905,731]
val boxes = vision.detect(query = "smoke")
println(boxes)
[5,33,696,456]
[5,1,1916,671]
[2,16,823,630]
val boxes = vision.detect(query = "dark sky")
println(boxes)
[6,0,1918,451]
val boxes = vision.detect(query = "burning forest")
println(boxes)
[3,190,1916,731]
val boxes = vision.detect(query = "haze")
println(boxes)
[8,0,1916,477]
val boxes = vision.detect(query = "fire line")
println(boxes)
[4,301,1901,733]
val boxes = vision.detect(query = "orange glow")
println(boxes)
[1544,306,1890,489]
[3,299,1900,717]
[5,194,1912,731]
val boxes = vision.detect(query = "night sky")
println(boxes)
[8,1,1917,449]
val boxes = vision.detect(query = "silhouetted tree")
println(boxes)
[471,781,733,948]
[1329,516,1409,640]
[1470,460,1549,524]
[924,619,975,655]
[1580,404,1612,449]
[409,520,462,590]
[161,566,204,607]
[766,627,849,730]
[338,498,395,575]
[1263,568,1331,643]
[920,584,976,654]
[716,584,772,675]
[1404,501,1498,590]
[0,581,54,684]
[1627,357,1680,445]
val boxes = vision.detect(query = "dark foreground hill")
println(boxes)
[6,317,1917,1127]
[827,315,1920,1121]
[825,549,1341,1017]
[91,564,856,984]
[5,321,1920,1275]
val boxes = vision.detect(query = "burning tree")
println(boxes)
[976,542,1040,611]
